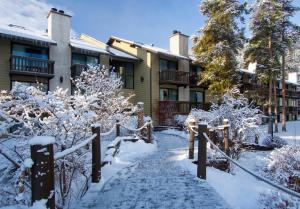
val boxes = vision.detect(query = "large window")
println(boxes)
[12,44,49,59]
[110,61,134,89]
[190,90,204,103]
[159,59,177,71]
[160,88,178,101]
[11,81,48,93]
[72,53,99,66]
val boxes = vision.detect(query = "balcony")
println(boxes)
[189,73,207,88]
[159,101,210,125]
[159,70,189,86]
[276,89,300,98]
[10,55,54,78]
[70,64,88,78]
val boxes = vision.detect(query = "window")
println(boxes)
[190,91,204,103]
[159,59,177,71]
[190,65,202,84]
[160,88,178,101]
[11,81,48,93]
[72,53,99,66]
[110,61,134,89]
[12,44,49,59]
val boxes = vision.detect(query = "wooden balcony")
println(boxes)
[70,64,87,78]
[10,55,54,78]
[159,70,189,86]
[189,73,207,88]
[159,101,210,125]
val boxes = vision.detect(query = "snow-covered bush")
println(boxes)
[261,135,287,149]
[260,145,300,208]
[0,66,136,207]
[186,88,264,143]
[72,66,135,131]
[260,191,300,209]
[264,145,300,191]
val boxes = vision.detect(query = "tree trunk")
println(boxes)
[273,80,278,132]
[281,50,287,132]
[268,77,273,134]
[268,36,273,135]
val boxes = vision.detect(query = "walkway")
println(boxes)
[76,132,231,209]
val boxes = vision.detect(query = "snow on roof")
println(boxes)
[0,24,56,45]
[107,46,139,60]
[70,38,109,54]
[238,69,300,86]
[109,36,189,60]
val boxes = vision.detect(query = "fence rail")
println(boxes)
[188,121,300,199]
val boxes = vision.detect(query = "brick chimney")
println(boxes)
[47,8,72,92]
[169,30,189,57]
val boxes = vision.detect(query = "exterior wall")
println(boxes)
[111,40,152,118]
[178,58,190,101]
[0,38,10,90]
[48,11,72,92]
[100,54,110,68]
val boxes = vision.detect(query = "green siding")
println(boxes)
[0,38,10,90]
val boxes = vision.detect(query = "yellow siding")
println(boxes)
[111,40,152,118]
[0,38,10,90]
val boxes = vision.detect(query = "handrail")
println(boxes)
[191,126,300,199]
[54,134,97,160]
[120,121,152,132]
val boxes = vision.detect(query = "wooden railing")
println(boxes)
[70,64,87,78]
[10,55,54,77]
[159,70,189,85]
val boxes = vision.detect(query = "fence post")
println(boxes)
[188,119,196,159]
[197,123,207,180]
[147,120,152,143]
[137,102,145,137]
[116,120,120,137]
[91,125,101,183]
[223,119,230,156]
[30,136,55,209]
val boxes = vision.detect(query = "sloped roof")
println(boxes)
[70,38,109,54]
[108,36,189,60]
[0,24,56,45]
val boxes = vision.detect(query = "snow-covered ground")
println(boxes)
[75,132,230,209]
[259,121,300,145]
[179,120,300,209]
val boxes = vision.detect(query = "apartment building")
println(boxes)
[0,8,298,126]
[107,31,209,125]
[240,69,300,122]
[0,8,139,98]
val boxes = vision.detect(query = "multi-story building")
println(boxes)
[0,8,138,98]
[107,31,209,125]
[240,69,300,122]
[0,8,299,126]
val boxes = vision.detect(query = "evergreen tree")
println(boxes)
[192,0,246,98]
[244,0,282,134]
[277,0,300,132]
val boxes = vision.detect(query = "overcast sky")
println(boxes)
[0,0,299,49]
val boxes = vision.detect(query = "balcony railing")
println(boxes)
[10,55,54,78]
[189,73,207,88]
[159,101,210,125]
[159,101,210,115]
[159,70,189,86]
[70,64,87,78]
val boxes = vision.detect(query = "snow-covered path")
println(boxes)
[75,133,231,209]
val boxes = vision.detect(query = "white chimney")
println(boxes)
[47,8,72,92]
[169,30,189,57]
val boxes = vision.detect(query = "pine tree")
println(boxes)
[277,0,300,132]
[192,0,246,98]
[244,0,282,134]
